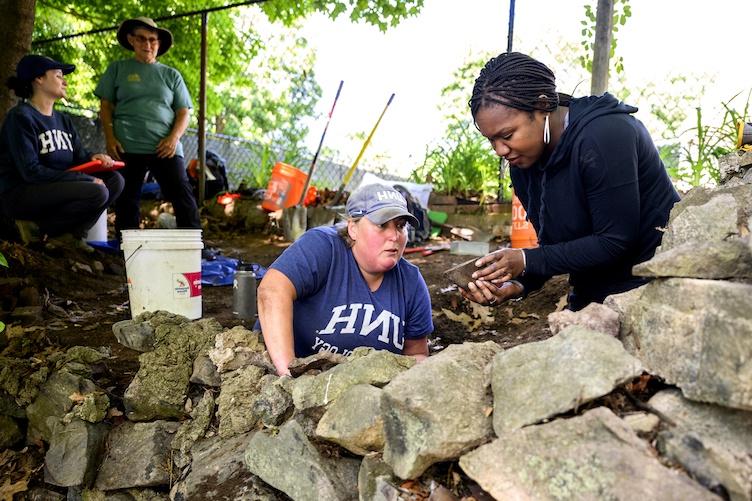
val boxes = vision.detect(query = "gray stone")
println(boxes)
[491,327,643,433]
[718,150,752,184]
[0,355,50,408]
[659,185,752,252]
[190,355,221,387]
[382,342,501,479]
[0,414,22,448]
[252,375,293,427]
[316,384,385,455]
[73,392,109,423]
[358,455,397,501]
[171,432,281,501]
[24,488,66,501]
[216,365,266,438]
[207,326,266,373]
[547,302,620,337]
[44,418,109,487]
[293,349,414,411]
[650,389,752,501]
[123,317,221,421]
[620,278,752,410]
[26,369,98,443]
[634,239,752,279]
[94,420,180,491]
[171,390,215,457]
[112,319,155,352]
[622,412,660,434]
[245,419,360,501]
[459,407,718,500]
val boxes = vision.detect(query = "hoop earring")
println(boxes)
[543,114,551,145]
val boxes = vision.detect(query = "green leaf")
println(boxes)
[0,252,7,268]
[0,320,4,333]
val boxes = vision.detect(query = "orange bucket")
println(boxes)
[510,192,538,248]
[261,162,308,211]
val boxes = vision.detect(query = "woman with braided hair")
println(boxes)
[461,52,680,311]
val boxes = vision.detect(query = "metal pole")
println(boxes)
[198,11,208,205]
[506,0,516,52]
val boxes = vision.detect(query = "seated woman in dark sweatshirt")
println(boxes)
[0,54,123,244]
[462,52,680,311]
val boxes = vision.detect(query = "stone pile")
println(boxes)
[1,153,751,500]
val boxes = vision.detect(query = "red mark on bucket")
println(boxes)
[173,272,202,298]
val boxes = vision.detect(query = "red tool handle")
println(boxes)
[68,160,126,174]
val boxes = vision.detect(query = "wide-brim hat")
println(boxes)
[117,17,173,56]
[16,55,75,82]
[346,183,419,226]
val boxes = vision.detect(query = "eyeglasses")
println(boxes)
[132,34,159,45]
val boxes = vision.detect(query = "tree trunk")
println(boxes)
[590,0,614,96]
[0,0,36,121]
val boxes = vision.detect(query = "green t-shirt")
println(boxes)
[95,59,192,156]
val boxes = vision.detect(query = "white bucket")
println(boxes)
[86,210,108,242]
[121,229,204,320]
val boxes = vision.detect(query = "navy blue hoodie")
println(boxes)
[0,102,93,194]
[512,93,680,309]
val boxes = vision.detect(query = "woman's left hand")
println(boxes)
[472,248,526,283]
[91,153,115,169]
[156,134,179,159]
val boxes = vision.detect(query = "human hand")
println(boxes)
[460,279,524,306]
[91,153,114,169]
[156,134,179,159]
[105,138,124,160]
[472,248,526,283]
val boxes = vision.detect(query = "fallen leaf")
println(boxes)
[68,392,86,403]
[0,477,28,501]
[441,308,481,331]
[483,406,493,417]
[106,408,123,418]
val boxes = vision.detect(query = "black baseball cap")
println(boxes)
[16,55,75,82]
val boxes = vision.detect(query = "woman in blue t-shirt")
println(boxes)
[0,55,123,244]
[257,184,434,376]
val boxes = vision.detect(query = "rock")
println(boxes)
[73,392,109,423]
[171,390,215,458]
[171,432,280,501]
[9,305,43,322]
[0,414,22,448]
[357,455,397,501]
[547,302,620,337]
[44,418,109,487]
[289,350,348,376]
[190,355,221,387]
[622,412,660,434]
[381,341,501,479]
[24,487,66,500]
[112,319,155,352]
[491,326,643,433]
[658,185,752,253]
[718,150,752,184]
[94,420,180,491]
[459,407,717,500]
[620,278,752,410]
[26,369,98,443]
[316,384,385,455]
[207,326,266,373]
[245,419,360,501]
[633,239,752,279]
[123,317,221,421]
[649,389,752,501]
[216,365,266,438]
[293,349,414,411]
[252,375,293,427]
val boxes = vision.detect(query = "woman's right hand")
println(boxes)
[105,138,125,161]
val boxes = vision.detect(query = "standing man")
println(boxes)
[95,16,200,236]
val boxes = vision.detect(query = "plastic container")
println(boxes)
[261,162,308,212]
[121,229,204,320]
[232,263,257,320]
[86,210,108,243]
[510,193,539,249]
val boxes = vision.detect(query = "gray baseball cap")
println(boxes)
[346,184,418,226]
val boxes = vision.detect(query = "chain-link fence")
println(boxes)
[67,110,407,194]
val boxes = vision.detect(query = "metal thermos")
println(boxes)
[232,263,257,320]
